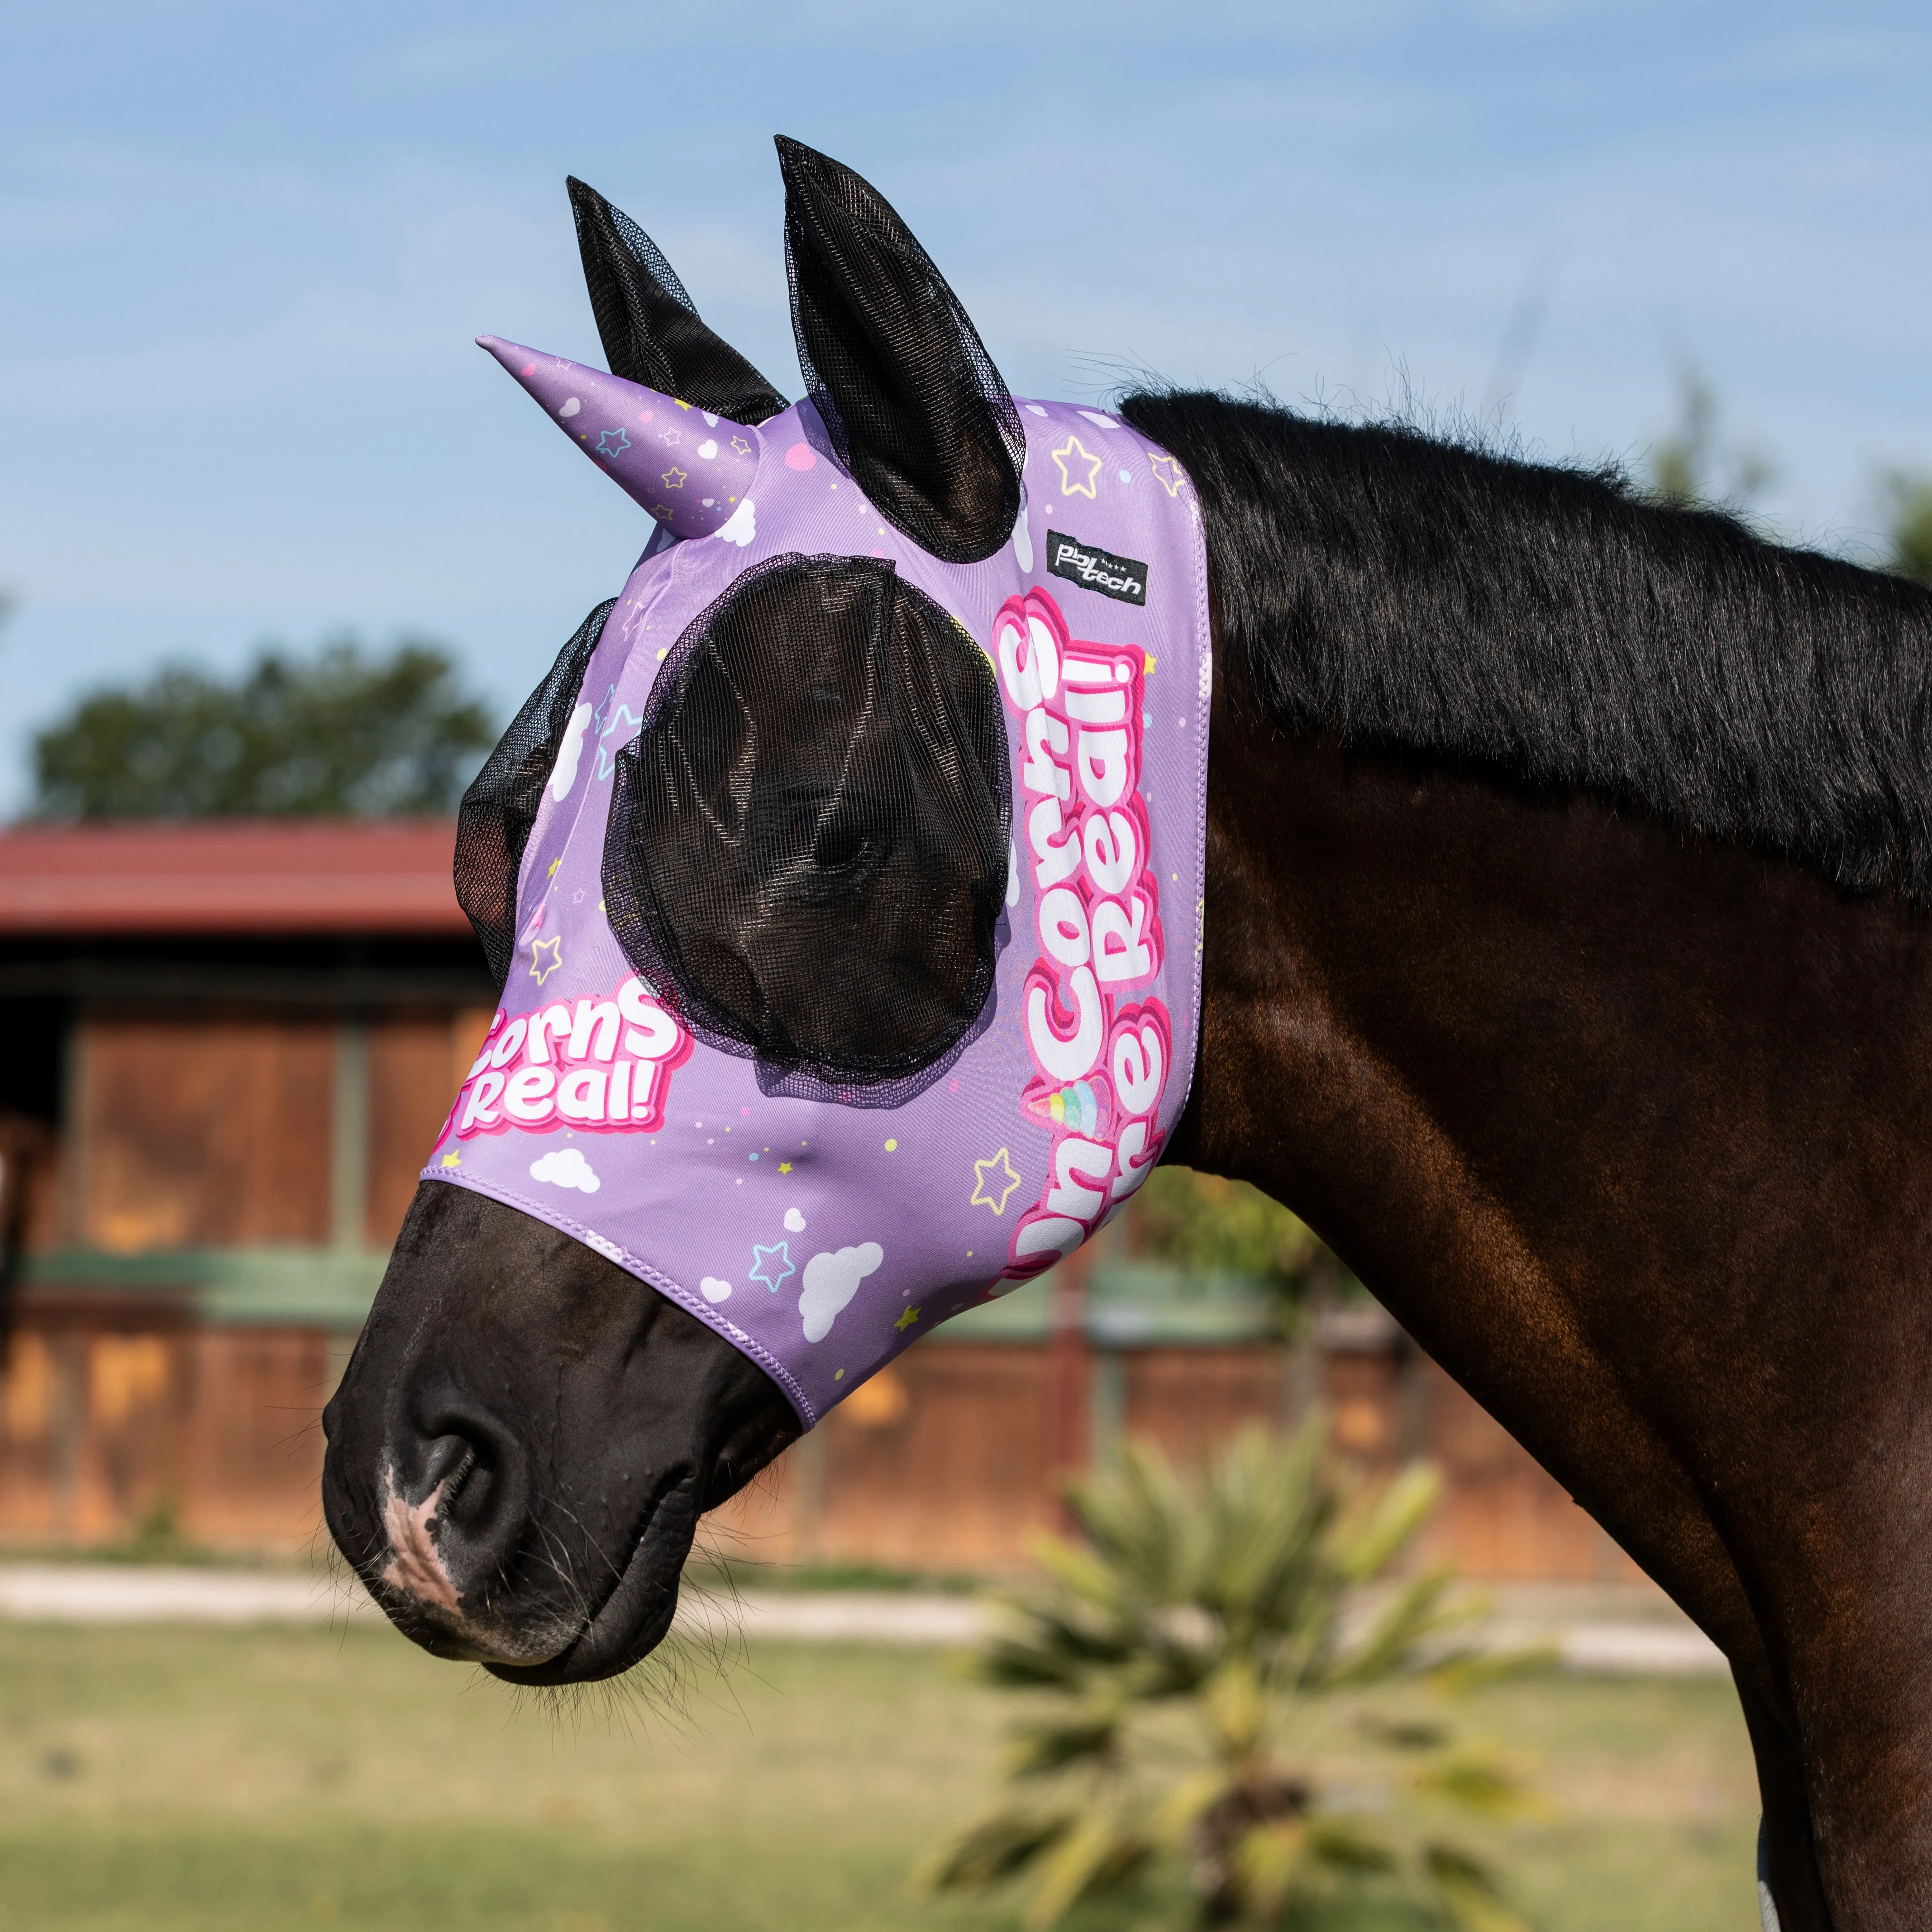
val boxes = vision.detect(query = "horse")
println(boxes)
[322,141,1932,1932]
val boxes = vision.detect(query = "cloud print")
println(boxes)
[530,1146,600,1193]
[716,497,756,547]
[799,1242,883,1345]
[549,701,592,801]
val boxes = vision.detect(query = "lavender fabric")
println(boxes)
[424,342,1211,1427]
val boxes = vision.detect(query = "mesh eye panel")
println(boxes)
[776,138,1024,566]
[455,599,614,988]
[605,554,1011,1092]
[567,177,789,427]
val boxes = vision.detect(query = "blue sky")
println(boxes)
[3,1,1928,812]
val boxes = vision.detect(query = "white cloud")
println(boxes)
[783,1207,806,1232]
[530,1146,599,1193]
[549,701,592,801]
[799,1243,883,1345]
[716,497,756,547]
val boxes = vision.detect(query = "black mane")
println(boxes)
[1121,390,1932,907]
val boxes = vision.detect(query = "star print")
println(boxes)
[596,427,632,458]
[1051,435,1103,499]
[778,1161,793,1174]
[529,935,563,985]
[1148,451,1186,496]
[749,1241,795,1293]
[651,503,674,521]
[594,702,641,780]
[894,1305,922,1333]
[439,1151,462,1169]
[662,467,688,489]
[660,427,682,447]
[730,435,752,457]
[971,1146,1023,1216]
[590,681,617,735]
[571,888,584,904]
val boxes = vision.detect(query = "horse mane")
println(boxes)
[1119,389,1932,907]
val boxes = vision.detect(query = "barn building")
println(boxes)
[0,820,1632,1582]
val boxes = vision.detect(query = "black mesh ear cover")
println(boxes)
[604,555,1011,1089]
[775,138,1024,566]
[455,599,614,988]
[567,176,789,427]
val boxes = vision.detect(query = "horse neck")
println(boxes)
[1179,688,1932,1710]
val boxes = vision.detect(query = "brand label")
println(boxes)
[1045,532,1149,606]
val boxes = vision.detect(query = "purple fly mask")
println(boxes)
[427,142,1210,1427]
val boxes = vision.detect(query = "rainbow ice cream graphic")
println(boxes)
[1023,1075,1112,1140]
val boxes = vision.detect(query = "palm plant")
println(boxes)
[924,1421,1538,1930]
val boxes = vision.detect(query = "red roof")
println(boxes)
[0,820,471,936]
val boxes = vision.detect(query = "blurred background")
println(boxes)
[0,3,1926,1928]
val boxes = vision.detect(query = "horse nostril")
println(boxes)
[412,1408,523,1539]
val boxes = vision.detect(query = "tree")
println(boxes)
[925,1423,1539,1930]
[1646,363,1774,512]
[32,640,497,820]
[1125,1169,1361,1333]
[1880,471,1932,586]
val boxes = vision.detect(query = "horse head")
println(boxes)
[321,140,1209,1683]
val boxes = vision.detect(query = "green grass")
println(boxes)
[0,1620,1761,1931]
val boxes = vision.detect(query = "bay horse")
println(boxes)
[322,146,1932,1932]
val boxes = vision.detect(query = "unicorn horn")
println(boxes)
[477,335,760,543]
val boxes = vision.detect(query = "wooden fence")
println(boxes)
[0,1280,1637,1583]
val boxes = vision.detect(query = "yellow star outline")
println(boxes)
[529,935,563,985]
[971,1146,1023,1216]
[894,1305,922,1333]
[1051,435,1102,500]
[730,434,752,457]
[1148,451,1185,497]
[661,466,688,490]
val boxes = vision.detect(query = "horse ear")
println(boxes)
[774,137,1024,565]
[565,176,789,426]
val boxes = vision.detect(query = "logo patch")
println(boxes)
[1045,531,1149,606]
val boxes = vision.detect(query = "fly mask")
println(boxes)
[426,140,1210,1427]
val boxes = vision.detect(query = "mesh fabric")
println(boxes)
[567,176,789,426]
[604,553,1010,1093]
[776,138,1023,565]
[455,599,614,988]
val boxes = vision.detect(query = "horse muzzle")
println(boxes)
[321,1182,799,1683]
